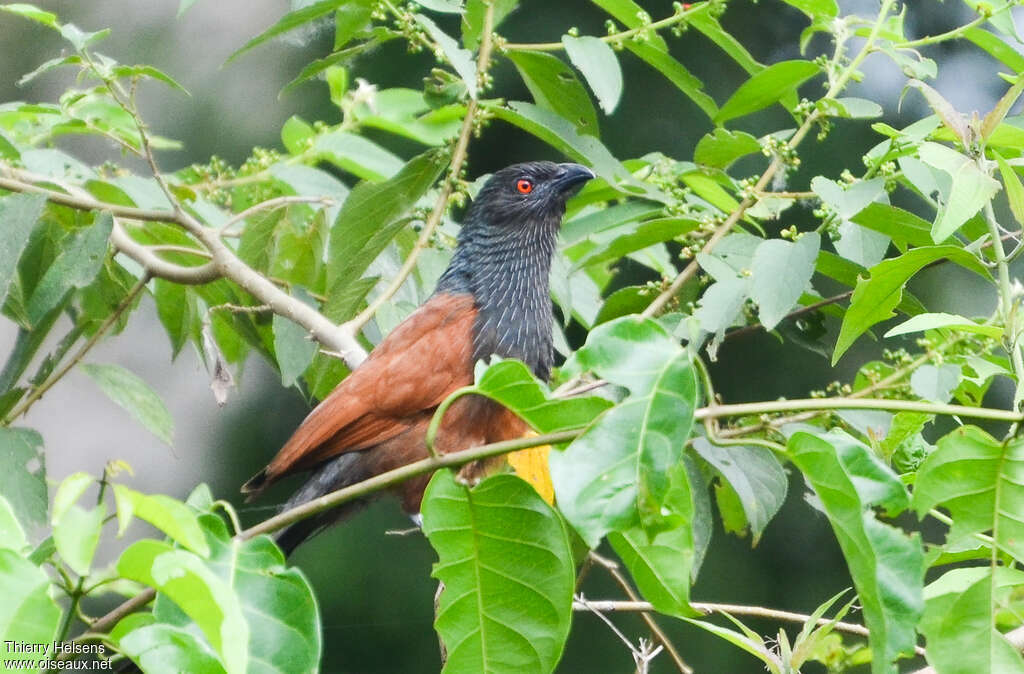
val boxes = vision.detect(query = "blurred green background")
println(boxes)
[0,1,1013,671]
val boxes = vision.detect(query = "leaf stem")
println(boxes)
[49,578,84,662]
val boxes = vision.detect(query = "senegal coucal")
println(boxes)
[242,161,595,553]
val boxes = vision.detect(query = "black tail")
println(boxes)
[273,452,372,556]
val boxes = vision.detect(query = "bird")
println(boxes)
[241,161,595,554]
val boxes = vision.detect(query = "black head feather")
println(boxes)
[435,161,594,380]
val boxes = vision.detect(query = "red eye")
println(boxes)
[516,179,533,194]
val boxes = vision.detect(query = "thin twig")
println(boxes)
[576,594,664,673]
[503,4,698,52]
[696,397,1021,424]
[218,195,334,235]
[590,552,693,674]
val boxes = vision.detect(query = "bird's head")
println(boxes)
[464,161,596,230]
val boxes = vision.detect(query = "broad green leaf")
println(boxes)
[280,115,314,155]
[507,50,598,135]
[608,463,700,617]
[572,217,698,269]
[913,426,1024,563]
[416,14,477,98]
[334,0,373,49]
[153,278,195,358]
[964,27,1024,73]
[714,60,821,124]
[53,503,105,576]
[780,0,838,18]
[850,202,936,248]
[117,540,248,673]
[550,317,698,546]
[918,142,1000,242]
[788,430,924,674]
[626,41,718,120]
[884,312,1002,339]
[832,246,990,364]
[920,570,1024,674]
[694,277,749,337]
[694,129,760,169]
[422,471,574,674]
[466,359,612,433]
[688,10,762,75]
[413,0,463,12]
[750,233,819,330]
[197,515,322,674]
[0,428,47,531]
[561,202,663,246]
[0,548,61,667]
[315,130,403,181]
[118,623,227,674]
[562,35,623,115]
[995,151,1024,227]
[26,211,113,324]
[692,438,787,545]
[910,364,960,403]
[112,485,210,557]
[273,313,318,388]
[0,193,45,306]
[325,149,446,320]
[228,0,347,63]
[354,89,464,145]
[0,496,27,551]
[82,363,174,445]
[0,3,58,29]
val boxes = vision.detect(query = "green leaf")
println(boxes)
[112,485,211,557]
[692,438,787,545]
[0,496,27,551]
[314,130,403,180]
[788,430,924,674]
[273,313,318,388]
[750,233,819,330]
[422,471,574,674]
[118,623,228,674]
[913,426,1024,563]
[228,0,347,63]
[714,60,821,124]
[918,142,1001,242]
[626,41,718,120]
[325,150,446,320]
[81,362,174,445]
[694,129,761,169]
[117,540,249,673]
[53,502,105,576]
[197,515,322,674]
[982,76,1024,143]
[964,27,1024,73]
[884,312,1002,339]
[0,193,45,306]
[688,10,762,75]
[415,14,477,98]
[562,35,623,115]
[608,463,700,617]
[0,3,59,30]
[354,89,464,145]
[507,50,599,135]
[0,548,61,667]
[26,211,112,324]
[910,364,960,403]
[468,359,612,432]
[280,115,314,155]
[334,0,373,49]
[550,317,698,546]
[905,80,970,148]
[572,217,698,269]
[0,428,47,531]
[153,278,195,358]
[460,0,517,49]
[832,246,991,364]
[995,151,1024,227]
[780,0,838,18]
[850,202,936,248]
[919,569,1024,674]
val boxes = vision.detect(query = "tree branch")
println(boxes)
[696,397,1021,425]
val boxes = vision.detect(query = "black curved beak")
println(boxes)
[553,163,596,195]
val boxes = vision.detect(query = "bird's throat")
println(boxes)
[436,218,559,380]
